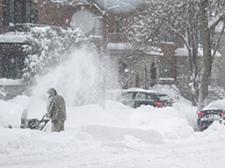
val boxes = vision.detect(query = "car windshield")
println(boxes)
[157,95,170,101]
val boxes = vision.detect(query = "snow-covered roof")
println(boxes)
[0,78,23,86]
[161,41,175,45]
[146,50,163,56]
[175,47,222,57]
[50,0,145,14]
[0,32,29,43]
[107,43,163,56]
[145,47,163,56]
[159,78,175,81]
[107,42,132,51]
[50,0,88,3]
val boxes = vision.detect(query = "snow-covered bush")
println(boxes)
[23,26,93,85]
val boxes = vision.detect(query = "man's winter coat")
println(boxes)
[47,95,66,121]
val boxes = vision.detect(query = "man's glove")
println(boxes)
[44,113,51,119]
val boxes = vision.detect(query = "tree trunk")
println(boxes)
[187,1,199,105]
[198,0,213,110]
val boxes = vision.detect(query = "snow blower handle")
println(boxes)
[41,114,50,121]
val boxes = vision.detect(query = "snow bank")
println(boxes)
[129,106,195,140]
[0,100,25,128]
[0,85,198,143]
[196,122,225,144]
[0,128,94,156]
[0,96,195,136]
[153,85,197,128]
[1,88,224,162]
[65,99,196,141]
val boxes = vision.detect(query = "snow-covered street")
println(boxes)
[1,95,225,168]
[1,128,225,168]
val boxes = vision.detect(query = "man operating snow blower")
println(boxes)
[46,88,66,132]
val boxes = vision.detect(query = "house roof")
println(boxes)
[175,47,222,57]
[50,0,145,14]
[107,42,132,51]
[50,0,89,5]
[107,43,163,56]
[0,32,30,43]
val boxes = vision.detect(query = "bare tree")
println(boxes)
[125,0,225,107]
[125,0,201,104]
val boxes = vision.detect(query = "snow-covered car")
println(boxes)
[197,99,225,131]
[121,88,174,108]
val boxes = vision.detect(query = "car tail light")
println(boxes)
[154,101,163,108]
[198,111,205,118]
[220,111,225,117]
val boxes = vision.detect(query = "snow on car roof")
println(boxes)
[123,88,164,94]
[203,99,225,110]
[106,88,168,97]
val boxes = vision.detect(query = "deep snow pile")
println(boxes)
[0,94,225,165]
[0,97,193,159]
[0,72,198,147]
[0,93,196,144]
[0,99,25,128]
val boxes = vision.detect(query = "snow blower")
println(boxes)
[20,109,50,130]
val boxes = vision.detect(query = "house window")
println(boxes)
[159,62,174,78]
[119,62,129,89]
[135,74,140,87]
[2,0,38,25]
[14,0,26,23]
[114,18,122,35]
[115,20,120,34]
[0,44,25,79]
[2,0,11,25]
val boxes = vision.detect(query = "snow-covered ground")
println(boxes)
[0,91,225,168]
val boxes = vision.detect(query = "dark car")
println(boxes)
[121,88,174,108]
[197,99,225,131]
